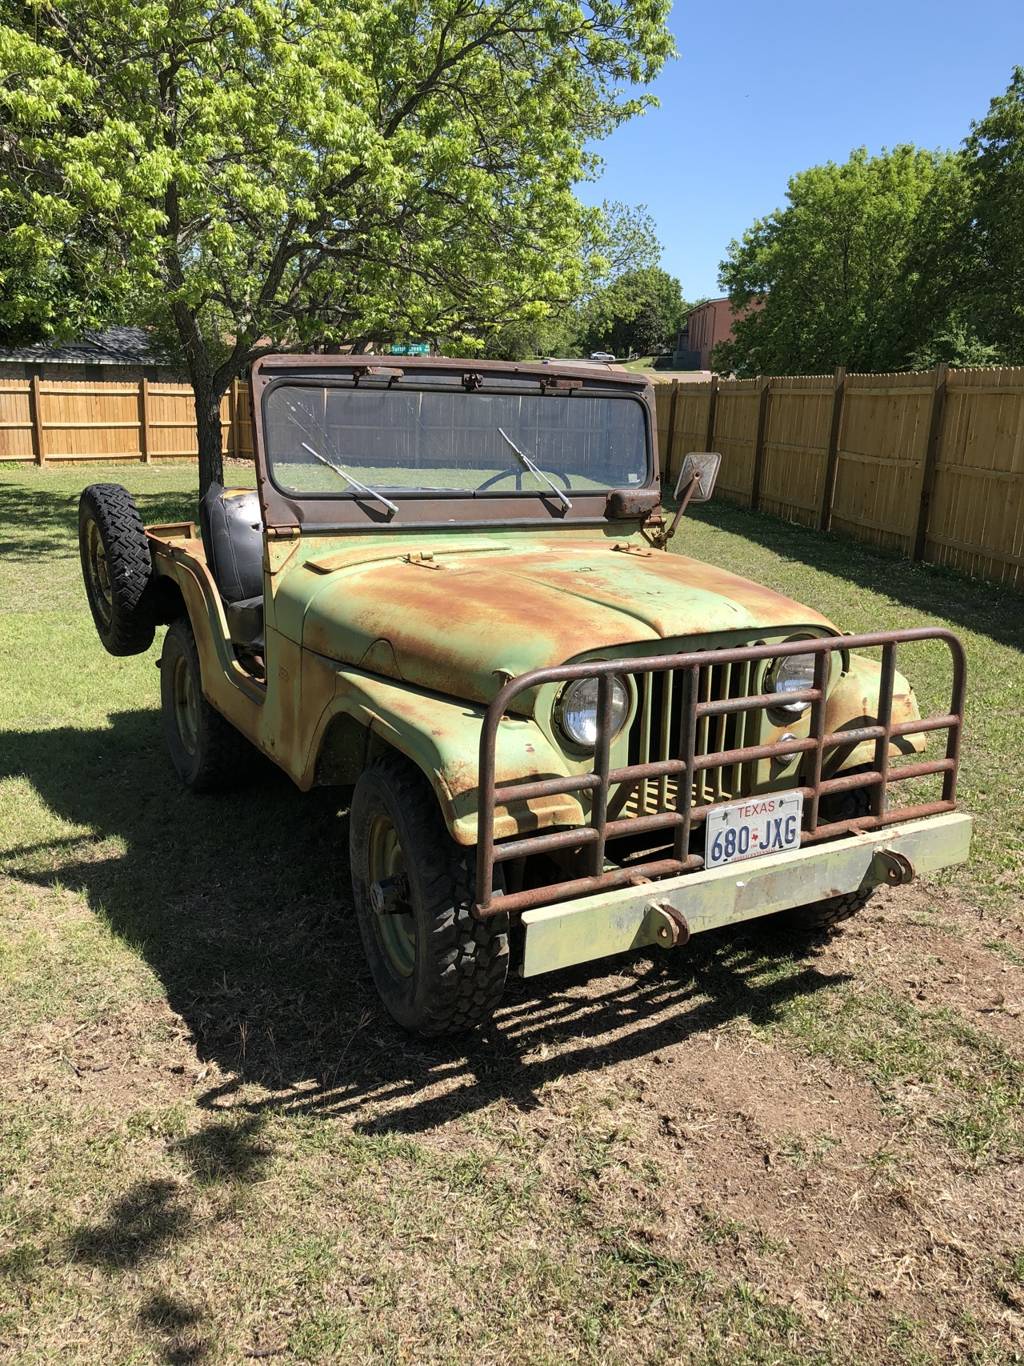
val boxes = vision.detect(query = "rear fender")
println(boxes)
[147,534,264,740]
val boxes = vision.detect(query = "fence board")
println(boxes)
[830,371,934,555]
[0,380,34,461]
[759,374,833,526]
[926,367,1024,588]
[654,382,714,486]
[710,378,760,504]
[652,362,1023,590]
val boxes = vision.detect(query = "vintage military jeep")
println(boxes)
[78,356,972,1035]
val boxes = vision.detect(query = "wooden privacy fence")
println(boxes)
[656,365,1024,591]
[0,377,254,464]
[2,365,1021,590]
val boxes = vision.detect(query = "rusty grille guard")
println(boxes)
[474,629,966,919]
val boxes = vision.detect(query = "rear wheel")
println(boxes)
[160,620,251,791]
[350,754,508,1036]
[79,483,156,655]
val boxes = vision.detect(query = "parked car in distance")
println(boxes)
[77,355,972,1036]
[589,350,616,362]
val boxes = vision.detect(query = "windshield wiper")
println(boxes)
[497,428,573,511]
[300,442,398,516]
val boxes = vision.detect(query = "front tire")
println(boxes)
[350,754,508,1036]
[778,777,876,935]
[160,620,250,791]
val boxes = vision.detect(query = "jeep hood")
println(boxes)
[285,535,836,707]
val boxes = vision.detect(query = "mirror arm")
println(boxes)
[648,474,697,549]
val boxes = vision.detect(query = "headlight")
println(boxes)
[767,649,817,715]
[556,674,630,748]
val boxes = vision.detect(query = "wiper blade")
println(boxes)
[497,428,572,511]
[301,442,398,515]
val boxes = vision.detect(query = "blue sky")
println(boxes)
[579,0,1024,300]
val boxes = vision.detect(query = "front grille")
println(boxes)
[619,657,758,817]
[474,629,967,919]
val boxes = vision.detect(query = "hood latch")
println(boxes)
[403,551,443,570]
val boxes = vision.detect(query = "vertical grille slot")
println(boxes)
[622,654,757,818]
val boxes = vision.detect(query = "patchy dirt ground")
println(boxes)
[3,856,1022,1364]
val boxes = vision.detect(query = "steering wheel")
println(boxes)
[476,466,573,493]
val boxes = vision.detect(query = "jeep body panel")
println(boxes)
[276,527,837,708]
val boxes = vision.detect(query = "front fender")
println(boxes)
[301,659,583,845]
[825,652,925,774]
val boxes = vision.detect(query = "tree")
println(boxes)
[0,1,672,491]
[579,265,686,357]
[716,146,961,376]
[960,66,1024,362]
[481,200,662,359]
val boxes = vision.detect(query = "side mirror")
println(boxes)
[674,451,721,503]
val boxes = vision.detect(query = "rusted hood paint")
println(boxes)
[278,533,836,708]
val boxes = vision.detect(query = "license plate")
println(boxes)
[705,792,804,869]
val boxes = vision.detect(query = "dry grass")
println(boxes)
[2,463,1023,1364]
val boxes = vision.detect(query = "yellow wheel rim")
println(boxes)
[172,654,200,756]
[86,520,112,627]
[367,813,416,977]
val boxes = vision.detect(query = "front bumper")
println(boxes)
[520,811,972,977]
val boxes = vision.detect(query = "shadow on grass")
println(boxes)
[689,501,1024,653]
[3,712,847,1139]
[0,482,200,562]
[69,1178,190,1269]
[137,1291,210,1366]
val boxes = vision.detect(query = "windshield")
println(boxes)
[262,383,649,499]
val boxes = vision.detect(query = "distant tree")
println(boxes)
[0,1,672,491]
[481,312,581,362]
[959,66,1024,362]
[482,202,661,360]
[909,320,1001,370]
[580,266,687,358]
[716,147,963,375]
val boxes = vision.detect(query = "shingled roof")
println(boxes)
[0,327,167,366]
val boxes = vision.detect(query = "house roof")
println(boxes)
[0,327,167,366]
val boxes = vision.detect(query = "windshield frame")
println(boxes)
[250,356,659,532]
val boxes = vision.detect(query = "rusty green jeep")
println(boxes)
[78,356,972,1035]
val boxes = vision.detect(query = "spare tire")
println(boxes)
[79,483,156,656]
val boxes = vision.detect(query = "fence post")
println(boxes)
[913,362,949,562]
[29,375,45,466]
[819,365,847,531]
[139,378,152,463]
[664,379,680,486]
[704,374,719,451]
[749,376,771,510]
[230,378,241,461]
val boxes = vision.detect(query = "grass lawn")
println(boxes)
[2,462,1023,1364]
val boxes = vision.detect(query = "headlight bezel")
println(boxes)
[554,673,632,751]
[765,640,819,717]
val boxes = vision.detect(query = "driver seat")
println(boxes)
[198,483,264,648]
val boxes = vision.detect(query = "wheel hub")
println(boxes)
[171,655,200,756]
[367,815,416,977]
[370,873,410,916]
[86,521,113,626]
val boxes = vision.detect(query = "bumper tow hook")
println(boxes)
[648,901,691,949]
[875,849,916,886]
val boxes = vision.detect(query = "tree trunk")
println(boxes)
[194,383,224,496]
